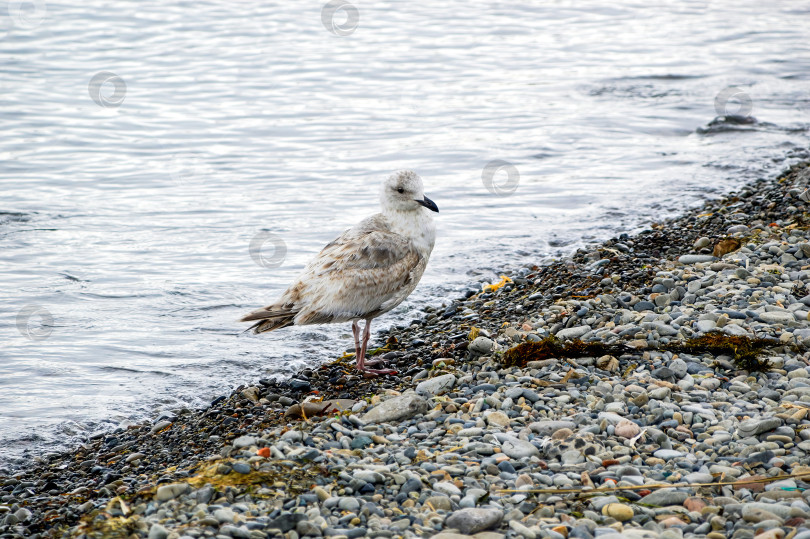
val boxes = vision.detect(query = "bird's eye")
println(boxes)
[396,187,404,194]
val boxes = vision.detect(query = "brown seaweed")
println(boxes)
[501,332,779,373]
[663,331,777,372]
[500,337,630,368]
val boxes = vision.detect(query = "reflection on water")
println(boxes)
[1,0,809,467]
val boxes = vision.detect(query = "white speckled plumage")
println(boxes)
[241,170,438,375]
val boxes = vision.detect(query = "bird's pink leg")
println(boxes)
[356,319,397,377]
[351,321,361,359]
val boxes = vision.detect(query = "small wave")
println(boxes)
[548,238,576,248]
[98,346,179,359]
[632,74,708,81]
[697,115,759,134]
[98,365,174,376]
[201,327,246,336]
[697,116,807,135]
[0,211,30,225]
[199,303,242,311]
[79,291,158,299]
[59,272,88,282]
[587,84,685,100]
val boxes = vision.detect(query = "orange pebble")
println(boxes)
[552,526,568,538]
[257,447,270,458]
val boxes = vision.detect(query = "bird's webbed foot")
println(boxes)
[360,367,398,378]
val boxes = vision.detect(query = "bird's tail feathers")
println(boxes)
[240,306,297,334]
[244,317,295,334]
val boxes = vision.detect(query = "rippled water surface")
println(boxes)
[2,0,809,467]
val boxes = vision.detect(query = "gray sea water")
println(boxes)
[1,0,809,468]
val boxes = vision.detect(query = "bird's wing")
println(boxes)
[241,215,425,326]
[289,219,424,324]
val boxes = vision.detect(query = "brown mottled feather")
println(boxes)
[241,214,427,333]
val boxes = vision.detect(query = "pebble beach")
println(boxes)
[4,161,810,539]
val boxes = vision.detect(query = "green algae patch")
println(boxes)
[500,337,629,368]
[75,459,333,538]
[663,332,778,372]
[76,514,145,539]
[184,458,328,495]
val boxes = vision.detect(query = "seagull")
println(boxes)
[241,170,439,376]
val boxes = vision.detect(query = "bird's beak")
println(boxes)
[416,195,439,213]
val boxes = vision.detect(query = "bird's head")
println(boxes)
[380,170,439,214]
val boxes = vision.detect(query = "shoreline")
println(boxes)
[2,161,810,538]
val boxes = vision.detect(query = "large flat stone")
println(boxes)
[360,392,429,424]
